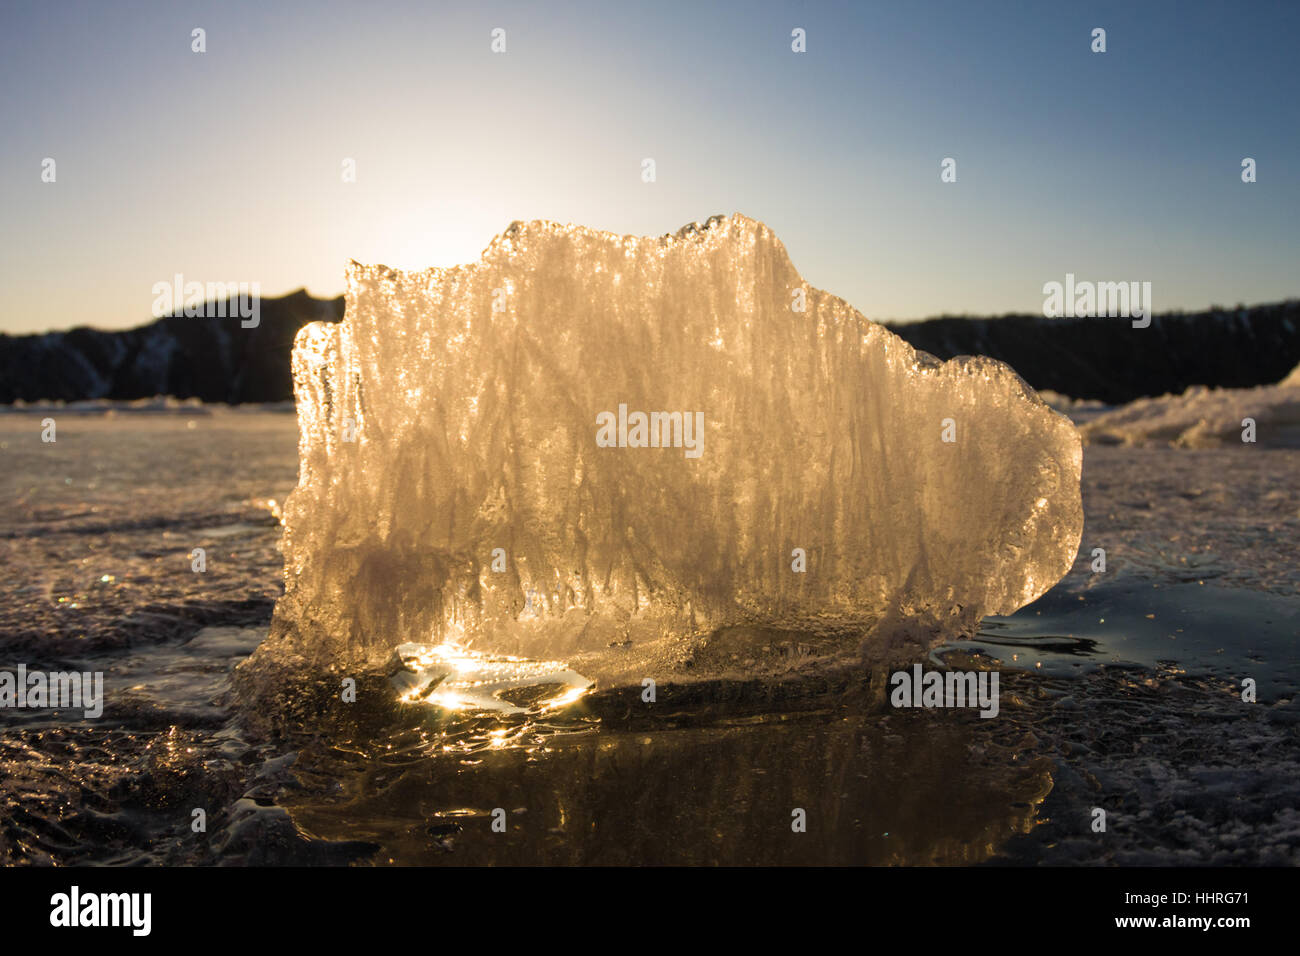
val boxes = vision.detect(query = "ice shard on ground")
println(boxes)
[251,214,1083,676]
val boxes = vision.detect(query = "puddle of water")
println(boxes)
[283,703,1054,866]
[939,581,1300,701]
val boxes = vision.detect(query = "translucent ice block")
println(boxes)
[254,214,1083,672]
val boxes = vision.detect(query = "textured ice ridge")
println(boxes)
[255,214,1083,670]
[1081,362,1300,448]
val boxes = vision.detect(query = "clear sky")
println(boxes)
[1,0,1296,334]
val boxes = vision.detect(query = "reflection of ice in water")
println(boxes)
[387,642,593,715]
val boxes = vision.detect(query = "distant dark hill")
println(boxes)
[1,293,1296,405]
[887,301,1300,405]
[0,290,343,404]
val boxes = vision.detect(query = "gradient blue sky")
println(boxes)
[1,0,1296,334]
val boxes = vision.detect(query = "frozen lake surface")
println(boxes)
[1,409,1297,865]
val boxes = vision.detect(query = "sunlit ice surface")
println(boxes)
[387,641,593,716]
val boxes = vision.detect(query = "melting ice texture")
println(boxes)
[256,214,1082,671]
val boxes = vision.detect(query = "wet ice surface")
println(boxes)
[387,642,593,715]
[1,412,1298,865]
